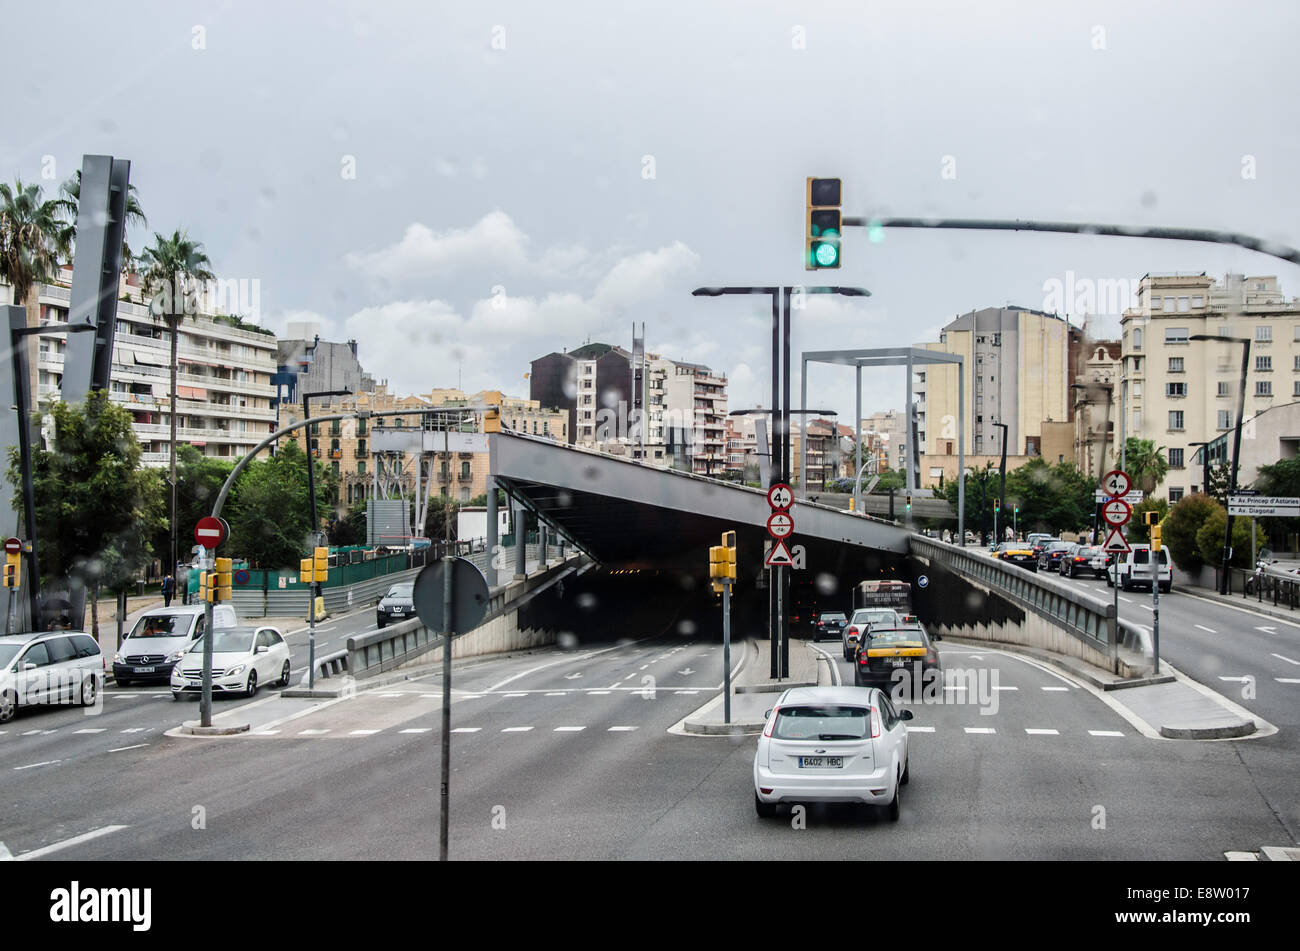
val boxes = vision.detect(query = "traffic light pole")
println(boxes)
[199,548,215,727]
[723,579,732,724]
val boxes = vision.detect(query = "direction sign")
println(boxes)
[1101,470,1131,499]
[1228,495,1300,518]
[766,511,794,539]
[194,516,228,548]
[3,537,20,556]
[1101,527,1130,554]
[917,575,929,589]
[1095,489,1143,505]
[765,539,795,567]
[767,483,794,510]
[1102,498,1132,527]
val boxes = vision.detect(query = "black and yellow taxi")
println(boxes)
[992,541,1038,571]
[853,622,941,687]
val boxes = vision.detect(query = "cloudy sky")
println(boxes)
[8,0,1299,421]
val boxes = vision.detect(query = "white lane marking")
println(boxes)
[554,726,585,732]
[1276,678,1300,684]
[298,729,330,735]
[1025,728,1059,735]
[586,690,611,696]
[943,686,967,692]
[545,691,567,697]
[674,690,700,695]
[606,682,623,689]
[501,727,533,733]
[450,727,480,733]
[639,665,649,670]
[607,726,637,732]
[152,694,170,699]
[993,685,1018,691]
[400,728,432,734]
[483,637,657,692]
[20,730,46,736]
[905,726,935,733]
[964,727,995,734]
[252,730,281,736]
[1041,686,1069,692]
[420,693,440,699]
[1089,730,1125,737]
[110,694,140,699]
[1219,676,1252,683]
[73,728,106,734]
[377,692,407,698]
[14,760,60,770]
[1195,625,1218,634]
[14,825,127,861]
[1118,596,1133,603]
[458,695,483,701]
[349,729,380,735]
[1272,653,1300,666]
[504,692,528,698]
[1256,626,1278,634]
[119,728,147,734]
[1141,604,1154,612]
[108,743,148,752]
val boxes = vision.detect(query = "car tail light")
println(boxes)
[926,647,938,664]
[859,653,870,665]
[763,706,779,738]
[847,626,858,638]
[760,788,773,795]
[870,706,881,739]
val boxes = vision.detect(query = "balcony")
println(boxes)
[457,471,473,482]
[354,447,368,458]
[330,449,342,459]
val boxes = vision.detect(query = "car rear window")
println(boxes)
[867,629,927,648]
[772,705,870,741]
[822,613,846,622]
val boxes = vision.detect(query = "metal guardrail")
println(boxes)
[1219,563,1300,609]
[910,536,1118,660]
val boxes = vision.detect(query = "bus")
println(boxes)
[853,579,912,614]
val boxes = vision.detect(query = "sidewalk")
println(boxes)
[1179,582,1300,627]
[679,635,828,736]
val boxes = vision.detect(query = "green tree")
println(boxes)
[872,470,906,493]
[139,230,215,579]
[1205,462,1234,505]
[53,169,148,266]
[1123,437,1169,494]
[1004,458,1096,536]
[7,392,164,635]
[0,179,64,330]
[151,444,234,566]
[1162,493,1220,574]
[329,499,369,547]
[1196,508,1261,569]
[1127,497,1169,544]
[225,440,333,569]
[1247,457,1300,550]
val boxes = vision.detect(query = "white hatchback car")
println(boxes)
[0,631,103,723]
[171,626,292,699]
[753,685,911,821]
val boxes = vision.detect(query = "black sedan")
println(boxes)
[376,582,416,628]
[814,612,848,642]
[1036,541,1073,572]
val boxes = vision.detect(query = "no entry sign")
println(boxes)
[194,516,228,549]
[4,537,20,556]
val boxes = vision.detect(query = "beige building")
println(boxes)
[1071,341,1121,477]
[1121,273,1300,502]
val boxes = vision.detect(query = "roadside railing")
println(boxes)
[1218,563,1300,610]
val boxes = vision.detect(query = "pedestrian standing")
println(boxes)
[162,573,174,608]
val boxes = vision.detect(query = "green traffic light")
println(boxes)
[814,241,838,267]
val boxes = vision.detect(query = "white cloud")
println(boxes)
[592,241,700,311]
[344,211,534,280]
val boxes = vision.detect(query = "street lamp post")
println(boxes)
[694,286,868,679]
[301,388,352,690]
[1190,335,1251,594]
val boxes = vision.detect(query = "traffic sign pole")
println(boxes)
[723,579,731,725]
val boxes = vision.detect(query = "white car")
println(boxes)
[171,626,292,699]
[0,631,103,723]
[113,604,238,686]
[842,608,900,661]
[1107,545,1172,593]
[753,685,911,821]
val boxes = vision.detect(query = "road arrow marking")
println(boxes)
[678,668,695,676]
[1195,625,1218,634]
[563,672,583,680]
[1219,676,1252,683]
[1256,626,1278,634]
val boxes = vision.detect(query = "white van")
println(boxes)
[1107,545,1172,593]
[112,604,238,685]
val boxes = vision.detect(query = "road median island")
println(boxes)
[678,634,817,736]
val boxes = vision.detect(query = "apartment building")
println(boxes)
[530,343,634,450]
[862,409,907,472]
[659,357,728,475]
[7,266,279,467]
[1121,272,1300,502]
[1071,341,1121,478]
[273,323,377,416]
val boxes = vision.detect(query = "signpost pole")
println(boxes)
[1152,560,1160,675]
[199,547,214,728]
[723,580,731,724]
[440,553,454,862]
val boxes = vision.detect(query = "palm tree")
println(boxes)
[138,231,215,579]
[0,179,64,406]
[1124,437,1169,494]
[53,170,148,267]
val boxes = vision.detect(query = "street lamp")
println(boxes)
[1190,334,1251,593]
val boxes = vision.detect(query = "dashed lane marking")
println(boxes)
[501,727,534,733]
[298,729,330,735]
[450,727,480,733]
[349,729,380,735]
[607,726,637,732]
[1041,686,1069,692]
[905,726,935,733]
[586,690,611,696]
[1025,729,1059,735]
[964,728,996,734]
[400,728,432,734]
[554,726,585,732]
[1195,625,1218,634]
[73,728,105,734]
[13,825,127,861]
[545,691,567,697]
[1089,730,1125,737]
[1277,678,1300,684]
[504,693,528,698]
[1272,653,1300,666]
[14,760,59,770]
[108,743,149,752]
[120,728,147,734]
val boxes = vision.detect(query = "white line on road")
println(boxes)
[674,690,699,695]
[545,691,567,697]
[108,743,148,752]
[1256,626,1277,634]
[1041,686,1069,692]
[120,728,147,733]
[252,730,281,736]
[504,692,528,698]
[73,728,106,733]
[586,690,611,695]
[1219,676,1252,683]
[502,727,533,733]
[377,692,407,698]
[964,727,995,734]
[349,729,380,735]
[1271,653,1300,666]
[450,727,480,733]
[20,729,48,736]
[14,760,59,770]
[299,729,330,735]
[554,726,585,732]
[420,693,440,699]
[1141,604,1154,612]
[1118,596,1133,603]
[400,728,432,734]
[1277,678,1300,684]
[1195,625,1218,634]
[906,726,935,733]
[1025,729,1059,735]
[1089,730,1125,737]
[607,726,637,732]
[14,825,127,861]
[993,685,1018,691]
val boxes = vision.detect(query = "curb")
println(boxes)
[177,722,250,736]
[1159,720,1256,740]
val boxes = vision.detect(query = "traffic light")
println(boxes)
[805,177,842,270]
[709,531,737,594]
[299,558,313,584]
[313,547,330,583]
[1151,524,1162,553]
[906,494,913,514]
[3,551,19,588]
[1143,511,1160,527]
[199,570,211,603]
[214,557,233,602]
[994,498,1000,511]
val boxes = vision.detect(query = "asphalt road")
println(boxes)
[0,581,1294,860]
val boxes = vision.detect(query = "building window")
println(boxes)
[460,461,471,478]
[1257,325,1272,343]
[1168,357,1183,373]
[1177,297,1190,312]
[1257,355,1272,372]
[1218,410,1232,430]
[1163,297,1175,312]
[1133,328,1143,350]
[1257,381,1272,397]
[357,461,366,476]
[1164,328,1188,345]
[1192,296,1204,308]
[1168,487,1184,503]
[1168,411,1184,431]
[1165,382,1186,397]
[1294,380,1300,398]
[1168,448,1184,468]
[1217,381,1231,397]
[1133,357,1142,372]
[1149,296,1161,311]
